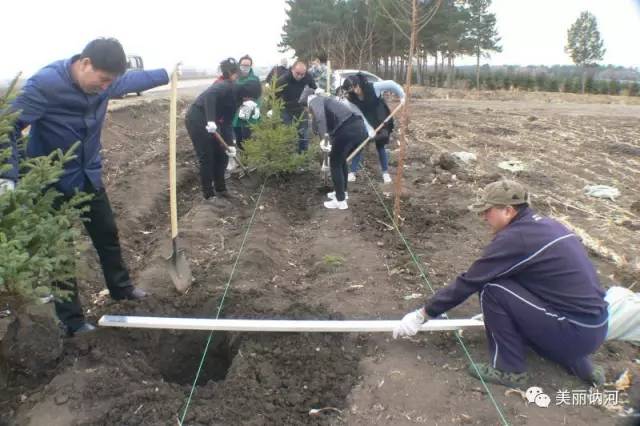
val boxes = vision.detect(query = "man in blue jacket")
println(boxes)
[393,180,608,388]
[0,38,170,336]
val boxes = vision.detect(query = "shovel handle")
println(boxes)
[346,102,404,164]
[168,65,179,239]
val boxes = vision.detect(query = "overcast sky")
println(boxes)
[1,0,638,80]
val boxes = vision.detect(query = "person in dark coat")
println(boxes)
[393,180,609,388]
[265,58,289,84]
[1,38,170,335]
[275,61,317,152]
[341,73,405,184]
[185,58,261,205]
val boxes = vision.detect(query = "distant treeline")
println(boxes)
[376,64,640,96]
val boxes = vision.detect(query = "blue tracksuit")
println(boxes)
[1,56,168,331]
[3,55,169,194]
[425,207,608,377]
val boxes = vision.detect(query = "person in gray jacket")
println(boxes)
[299,87,369,210]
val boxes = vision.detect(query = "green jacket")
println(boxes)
[232,69,261,128]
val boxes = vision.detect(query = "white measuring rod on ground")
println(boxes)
[98,315,484,332]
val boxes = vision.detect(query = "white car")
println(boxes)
[331,69,382,94]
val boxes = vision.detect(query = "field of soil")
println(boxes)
[1,88,639,425]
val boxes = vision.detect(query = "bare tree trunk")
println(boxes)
[394,0,418,222]
[445,54,450,88]
[581,67,586,94]
[448,54,455,88]
[451,56,456,88]
[392,32,397,81]
[434,52,439,87]
[417,52,423,85]
[475,43,481,91]
[422,51,428,87]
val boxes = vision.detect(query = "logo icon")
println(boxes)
[526,387,550,408]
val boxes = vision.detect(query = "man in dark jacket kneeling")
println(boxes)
[393,180,609,388]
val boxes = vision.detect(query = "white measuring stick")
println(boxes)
[98,315,484,332]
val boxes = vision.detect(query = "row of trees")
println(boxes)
[281,0,502,90]
[429,67,640,96]
[281,2,634,95]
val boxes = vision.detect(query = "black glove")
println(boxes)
[375,129,390,149]
[374,129,390,143]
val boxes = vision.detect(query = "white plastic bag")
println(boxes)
[584,184,620,201]
[605,286,640,343]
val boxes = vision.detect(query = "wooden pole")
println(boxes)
[393,0,418,223]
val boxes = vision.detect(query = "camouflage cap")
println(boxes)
[468,180,529,213]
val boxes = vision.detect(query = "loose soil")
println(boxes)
[1,88,639,425]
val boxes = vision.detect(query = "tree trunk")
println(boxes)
[581,67,586,94]
[394,0,418,222]
[475,42,481,91]
[1,301,63,381]
[440,52,445,87]
[434,52,439,87]
[422,51,428,87]
[392,32,397,81]
[449,55,455,88]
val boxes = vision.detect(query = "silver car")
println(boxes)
[331,69,382,95]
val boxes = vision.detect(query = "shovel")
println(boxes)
[346,102,404,164]
[321,152,330,186]
[165,64,192,293]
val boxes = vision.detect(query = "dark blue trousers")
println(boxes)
[480,279,607,380]
[282,110,310,153]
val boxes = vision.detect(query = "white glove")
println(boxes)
[0,178,15,195]
[368,127,376,138]
[393,309,426,339]
[226,146,237,158]
[205,121,217,134]
[251,107,260,120]
[266,110,273,118]
[238,100,258,121]
[400,97,406,105]
[238,106,251,121]
[320,138,332,152]
[314,88,325,96]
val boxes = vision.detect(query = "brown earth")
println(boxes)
[1,88,639,425]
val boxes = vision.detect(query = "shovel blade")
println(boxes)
[166,249,192,293]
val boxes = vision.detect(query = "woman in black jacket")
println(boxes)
[185,58,260,204]
[342,73,405,183]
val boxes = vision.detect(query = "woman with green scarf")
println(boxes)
[232,54,261,149]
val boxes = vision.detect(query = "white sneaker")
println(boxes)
[347,172,356,182]
[324,199,348,210]
[327,191,348,200]
[382,172,392,183]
